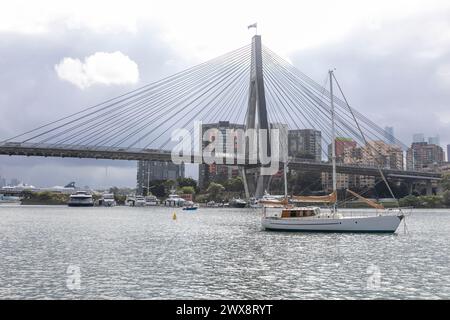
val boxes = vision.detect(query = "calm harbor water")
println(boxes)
[0,205,449,299]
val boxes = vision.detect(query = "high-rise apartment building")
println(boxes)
[288,129,322,161]
[136,161,185,195]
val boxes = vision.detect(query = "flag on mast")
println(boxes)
[247,23,257,29]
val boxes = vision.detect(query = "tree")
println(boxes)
[398,195,419,207]
[442,190,450,207]
[223,176,244,192]
[147,180,168,198]
[177,177,198,190]
[440,174,450,191]
[206,182,225,202]
[417,195,442,208]
[179,186,195,195]
[289,171,322,195]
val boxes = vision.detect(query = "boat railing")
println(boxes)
[341,207,412,218]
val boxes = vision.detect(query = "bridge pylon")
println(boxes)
[242,35,273,199]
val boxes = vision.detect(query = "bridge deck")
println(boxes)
[0,142,441,181]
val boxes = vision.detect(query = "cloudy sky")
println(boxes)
[0,0,449,188]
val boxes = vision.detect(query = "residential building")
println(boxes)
[406,142,445,171]
[198,121,245,189]
[136,161,185,195]
[288,129,322,161]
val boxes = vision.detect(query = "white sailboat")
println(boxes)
[261,70,405,233]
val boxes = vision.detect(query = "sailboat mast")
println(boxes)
[329,70,337,211]
[283,162,288,198]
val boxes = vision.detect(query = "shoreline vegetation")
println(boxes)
[14,174,450,209]
[17,191,450,209]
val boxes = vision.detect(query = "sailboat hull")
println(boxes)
[262,215,404,233]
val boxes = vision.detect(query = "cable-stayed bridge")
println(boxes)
[0,35,441,196]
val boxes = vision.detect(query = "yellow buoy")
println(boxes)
[172,212,177,220]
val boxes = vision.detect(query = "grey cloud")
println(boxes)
[0,22,191,187]
[289,9,450,149]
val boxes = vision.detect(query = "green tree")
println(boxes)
[206,182,225,202]
[398,195,419,207]
[147,180,168,198]
[289,171,322,195]
[440,174,450,191]
[417,195,442,208]
[223,177,244,192]
[179,186,195,195]
[442,191,450,207]
[177,177,198,189]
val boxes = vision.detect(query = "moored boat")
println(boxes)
[230,198,247,208]
[68,191,94,207]
[100,193,116,207]
[145,194,160,206]
[261,70,404,233]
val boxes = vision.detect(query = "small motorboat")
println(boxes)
[182,201,198,211]
[182,206,198,211]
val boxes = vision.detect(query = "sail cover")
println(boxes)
[346,189,385,209]
[291,191,337,203]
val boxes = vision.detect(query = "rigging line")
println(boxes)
[164,73,249,152]
[263,50,362,137]
[264,51,374,151]
[130,55,251,150]
[266,52,396,195]
[231,83,249,125]
[263,60,332,159]
[263,47,407,148]
[62,51,250,147]
[220,72,250,123]
[263,79,289,154]
[159,80,248,151]
[157,63,250,150]
[266,56,370,169]
[126,55,251,149]
[332,73,398,202]
[263,52,343,152]
[12,44,251,144]
[42,48,251,146]
[336,179,385,207]
[146,61,251,149]
[101,52,251,149]
[262,70,296,157]
[282,60,403,171]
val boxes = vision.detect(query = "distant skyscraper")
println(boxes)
[447,144,450,162]
[412,133,425,143]
[428,135,440,146]
[384,126,395,144]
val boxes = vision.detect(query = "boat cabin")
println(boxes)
[281,207,320,218]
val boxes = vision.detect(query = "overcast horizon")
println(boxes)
[1,0,450,188]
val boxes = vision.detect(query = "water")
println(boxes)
[0,205,449,299]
